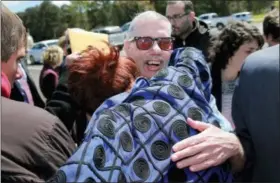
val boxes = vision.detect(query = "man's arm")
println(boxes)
[38,117,76,180]
[209,94,245,172]
[231,73,255,176]
[45,83,79,131]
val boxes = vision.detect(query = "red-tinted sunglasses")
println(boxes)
[130,36,174,51]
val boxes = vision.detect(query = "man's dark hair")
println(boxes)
[263,9,279,42]
[1,3,26,62]
[183,1,194,13]
[167,1,194,13]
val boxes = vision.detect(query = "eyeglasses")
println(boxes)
[166,13,188,21]
[129,37,174,51]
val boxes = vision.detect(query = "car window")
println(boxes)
[32,44,40,49]
[32,43,44,49]
[200,16,208,20]
[213,15,218,18]
[39,44,47,49]
[99,30,109,34]
[121,23,130,32]
[47,41,58,46]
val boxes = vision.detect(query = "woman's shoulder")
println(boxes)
[42,68,58,78]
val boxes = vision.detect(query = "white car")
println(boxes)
[198,13,232,30]
[198,12,252,30]
[28,39,58,64]
[231,12,252,23]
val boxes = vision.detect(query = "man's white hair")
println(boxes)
[126,11,172,40]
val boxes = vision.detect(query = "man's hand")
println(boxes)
[171,118,243,172]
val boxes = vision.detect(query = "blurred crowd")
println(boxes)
[1,1,279,182]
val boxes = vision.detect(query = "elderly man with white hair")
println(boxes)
[45,10,175,144]
[47,10,234,183]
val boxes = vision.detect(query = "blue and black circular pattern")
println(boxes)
[48,47,232,183]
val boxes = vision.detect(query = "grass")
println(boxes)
[252,13,265,23]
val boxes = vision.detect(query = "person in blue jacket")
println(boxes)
[48,41,233,182]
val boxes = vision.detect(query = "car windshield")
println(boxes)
[47,41,58,46]
[200,16,208,20]
[121,23,130,32]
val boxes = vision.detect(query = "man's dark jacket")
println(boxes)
[170,19,211,66]
[232,45,280,182]
[1,97,76,183]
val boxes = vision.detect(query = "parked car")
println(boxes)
[231,12,252,23]
[198,12,252,30]
[28,39,58,64]
[198,13,231,30]
[120,21,131,40]
[121,21,131,32]
[92,26,125,49]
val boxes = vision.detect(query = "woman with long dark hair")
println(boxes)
[209,21,264,123]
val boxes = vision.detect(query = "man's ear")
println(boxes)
[123,40,131,55]
[189,11,196,21]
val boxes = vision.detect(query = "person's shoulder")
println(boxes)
[2,97,60,128]
[2,97,72,152]
[181,47,206,64]
[197,20,209,34]
[43,72,57,81]
[43,68,58,78]
[244,45,279,71]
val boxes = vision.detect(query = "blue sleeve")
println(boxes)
[49,47,233,183]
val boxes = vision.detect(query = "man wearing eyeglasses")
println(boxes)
[123,11,173,79]
[166,1,210,66]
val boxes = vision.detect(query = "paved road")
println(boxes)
[28,22,263,100]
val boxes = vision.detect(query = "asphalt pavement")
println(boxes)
[28,22,263,101]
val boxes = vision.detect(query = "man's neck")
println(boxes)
[180,21,196,40]
[181,30,192,41]
[269,41,279,47]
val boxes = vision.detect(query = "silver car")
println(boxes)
[92,26,125,49]
[28,39,58,64]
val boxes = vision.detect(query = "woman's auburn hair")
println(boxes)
[68,44,139,113]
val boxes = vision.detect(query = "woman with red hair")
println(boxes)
[67,45,139,143]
